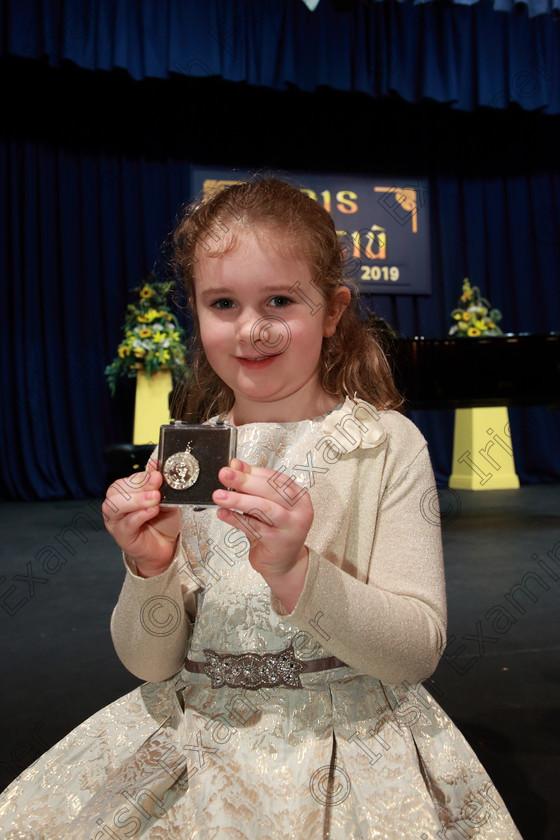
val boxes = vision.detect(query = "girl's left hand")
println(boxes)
[212,459,313,612]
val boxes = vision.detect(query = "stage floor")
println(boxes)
[1,485,559,839]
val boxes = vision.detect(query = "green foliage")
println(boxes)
[448,279,504,338]
[105,275,187,396]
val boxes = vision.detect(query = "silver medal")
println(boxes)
[163,444,200,490]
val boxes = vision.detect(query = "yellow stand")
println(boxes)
[449,407,520,490]
[133,369,172,445]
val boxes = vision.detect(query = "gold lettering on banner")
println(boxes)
[202,179,244,199]
[336,191,358,214]
[363,225,386,259]
[300,188,318,203]
[344,226,387,261]
[300,189,359,215]
[374,186,419,233]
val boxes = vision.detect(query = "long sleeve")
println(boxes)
[280,412,447,686]
[110,513,202,682]
[110,408,446,687]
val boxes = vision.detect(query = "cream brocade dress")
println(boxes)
[0,401,523,839]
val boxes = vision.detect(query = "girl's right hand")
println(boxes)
[102,466,181,578]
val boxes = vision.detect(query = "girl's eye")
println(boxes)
[212,298,236,310]
[268,296,293,308]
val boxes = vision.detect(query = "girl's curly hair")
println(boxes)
[170,178,403,421]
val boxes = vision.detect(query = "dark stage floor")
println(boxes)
[1,486,559,839]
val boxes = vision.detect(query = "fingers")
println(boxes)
[213,469,281,532]
[215,507,270,543]
[214,484,279,524]
[102,470,163,528]
[102,466,181,572]
[212,459,313,541]
[146,454,161,474]
[215,459,307,512]
[121,468,162,491]
[120,504,162,534]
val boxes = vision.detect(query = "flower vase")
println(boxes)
[133,369,172,446]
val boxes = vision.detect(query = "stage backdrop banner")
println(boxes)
[191,168,431,295]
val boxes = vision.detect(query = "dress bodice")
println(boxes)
[186,416,334,660]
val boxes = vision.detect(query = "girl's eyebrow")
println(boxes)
[198,287,233,299]
[199,284,295,300]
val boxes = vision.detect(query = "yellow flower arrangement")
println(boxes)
[448,279,503,339]
[105,275,187,396]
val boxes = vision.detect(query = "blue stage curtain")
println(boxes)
[3,0,560,112]
[2,127,558,498]
[1,16,559,498]
[0,136,191,500]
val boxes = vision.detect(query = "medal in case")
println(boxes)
[158,421,237,507]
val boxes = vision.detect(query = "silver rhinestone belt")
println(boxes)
[184,645,348,689]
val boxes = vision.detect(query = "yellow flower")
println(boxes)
[138,328,151,338]
[153,331,165,343]
[450,279,502,340]
[133,347,146,358]
[118,345,130,358]
[145,308,160,322]
[137,314,149,323]
[140,285,153,298]
[157,349,171,363]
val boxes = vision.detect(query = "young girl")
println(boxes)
[0,180,522,839]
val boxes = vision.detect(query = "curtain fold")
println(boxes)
[3,0,560,112]
[0,134,191,500]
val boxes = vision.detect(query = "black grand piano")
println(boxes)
[390,333,560,410]
[104,332,560,484]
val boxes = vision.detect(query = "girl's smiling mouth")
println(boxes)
[236,354,282,367]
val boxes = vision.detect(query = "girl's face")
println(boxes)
[193,230,350,424]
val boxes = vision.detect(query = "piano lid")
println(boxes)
[390,333,560,410]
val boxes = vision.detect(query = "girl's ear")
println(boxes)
[323,286,351,338]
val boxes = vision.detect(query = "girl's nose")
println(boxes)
[243,315,292,357]
[235,310,258,345]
